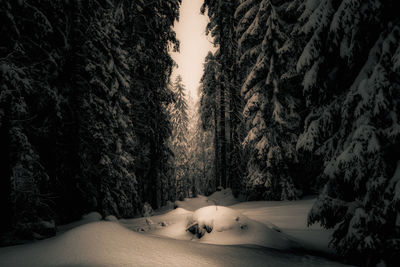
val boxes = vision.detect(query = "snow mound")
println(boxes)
[155,206,297,250]
[188,206,245,234]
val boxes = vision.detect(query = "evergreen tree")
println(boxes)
[295,0,399,264]
[73,0,139,218]
[168,75,189,200]
[200,52,220,192]
[239,0,303,200]
[201,0,240,190]
[119,0,181,209]
[0,0,69,237]
[189,118,216,196]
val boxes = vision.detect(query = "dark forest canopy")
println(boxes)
[0,0,399,266]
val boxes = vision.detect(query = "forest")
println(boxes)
[0,0,399,266]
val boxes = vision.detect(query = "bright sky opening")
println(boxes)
[170,0,216,102]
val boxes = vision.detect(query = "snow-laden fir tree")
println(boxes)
[74,0,140,218]
[168,75,190,200]
[201,0,241,190]
[239,0,303,200]
[235,0,263,83]
[295,0,400,265]
[0,0,68,237]
[199,52,220,191]
[188,108,216,196]
[119,0,181,209]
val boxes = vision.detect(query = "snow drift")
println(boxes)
[0,221,348,267]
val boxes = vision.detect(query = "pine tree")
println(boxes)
[201,0,240,190]
[0,0,68,237]
[188,108,216,196]
[168,75,189,200]
[296,0,400,265]
[239,0,303,200]
[72,0,140,218]
[200,52,220,192]
[119,0,181,209]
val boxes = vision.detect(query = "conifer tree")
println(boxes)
[239,0,303,200]
[200,52,220,192]
[0,0,68,237]
[168,75,189,200]
[119,0,181,209]
[201,0,240,190]
[73,0,139,218]
[187,101,215,196]
[296,0,400,265]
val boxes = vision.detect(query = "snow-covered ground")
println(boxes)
[0,189,349,267]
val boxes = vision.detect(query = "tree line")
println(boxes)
[0,0,181,242]
[198,0,399,265]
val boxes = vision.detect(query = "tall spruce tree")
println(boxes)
[0,0,71,237]
[118,0,181,209]
[294,0,399,265]
[168,75,189,200]
[73,0,139,218]
[200,52,220,192]
[201,0,241,190]
[238,0,303,200]
[187,98,216,196]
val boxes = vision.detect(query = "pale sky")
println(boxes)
[170,0,216,102]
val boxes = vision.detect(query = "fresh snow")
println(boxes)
[0,189,349,267]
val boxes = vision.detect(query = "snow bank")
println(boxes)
[154,206,296,250]
[126,191,330,253]
[0,221,348,267]
[231,198,334,253]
